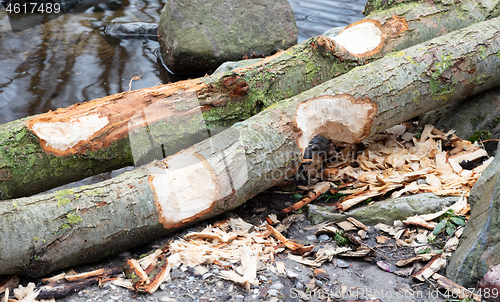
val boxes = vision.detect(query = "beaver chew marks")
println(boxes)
[148,148,222,229]
[295,95,377,152]
[31,114,109,152]
[332,20,383,57]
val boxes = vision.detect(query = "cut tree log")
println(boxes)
[1,0,498,200]
[2,16,500,277]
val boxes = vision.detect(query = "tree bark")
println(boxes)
[1,0,498,200]
[2,16,500,278]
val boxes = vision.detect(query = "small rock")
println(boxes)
[218,294,232,302]
[188,276,196,282]
[317,234,330,241]
[212,268,220,274]
[294,281,304,290]
[259,275,268,281]
[193,265,209,276]
[251,294,259,300]
[212,58,263,75]
[160,297,178,302]
[337,259,350,268]
[216,281,224,289]
[170,270,182,279]
[104,22,158,40]
[267,289,279,296]
[202,273,214,280]
[307,235,317,241]
[235,294,245,299]
[287,270,299,279]
[270,283,284,290]
[160,284,166,291]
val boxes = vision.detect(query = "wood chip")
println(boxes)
[281,182,331,213]
[65,268,110,282]
[402,216,437,230]
[313,268,330,280]
[395,253,435,266]
[432,273,481,301]
[473,157,494,173]
[287,254,322,267]
[375,235,390,244]
[347,217,369,231]
[339,247,371,257]
[412,255,447,281]
[275,262,286,275]
[337,220,357,231]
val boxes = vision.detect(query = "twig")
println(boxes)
[281,183,331,213]
[423,275,448,299]
[128,70,145,92]
[341,232,400,261]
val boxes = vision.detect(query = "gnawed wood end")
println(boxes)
[294,94,377,152]
[320,16,408,58]
[25,79,206,156]
[332,19,384,57]
[147,147,222,229]
[30,114,109,153]
[147,132,248,229]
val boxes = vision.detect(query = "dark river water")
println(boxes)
[0,0,367,124]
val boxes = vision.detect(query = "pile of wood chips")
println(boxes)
[121,217,314,293]
[321,124,492,211]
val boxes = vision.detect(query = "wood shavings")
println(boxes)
[281,182,331,213]
[347,217,369,231]
[319,124,491,211]
[13,283,39,302]
[121,216,314,293]
[432,273,481,301]
[287,254,322,267]
[219,246,259,291]
[337,220,357,231]
[275,262,286,275]
[412,255,447,281]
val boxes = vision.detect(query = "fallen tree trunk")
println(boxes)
[1,0,498,200]
[2,17,500,277]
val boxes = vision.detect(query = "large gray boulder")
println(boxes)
[419,86,500,143]
[307,193,459,226]
[157,0,298,74]
[447,147,500,287]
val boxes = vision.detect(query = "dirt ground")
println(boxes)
[6,191,454,302]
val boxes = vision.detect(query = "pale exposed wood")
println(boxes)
[64,268,107,282]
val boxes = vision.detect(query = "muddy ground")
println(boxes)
[4,190,457,302]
